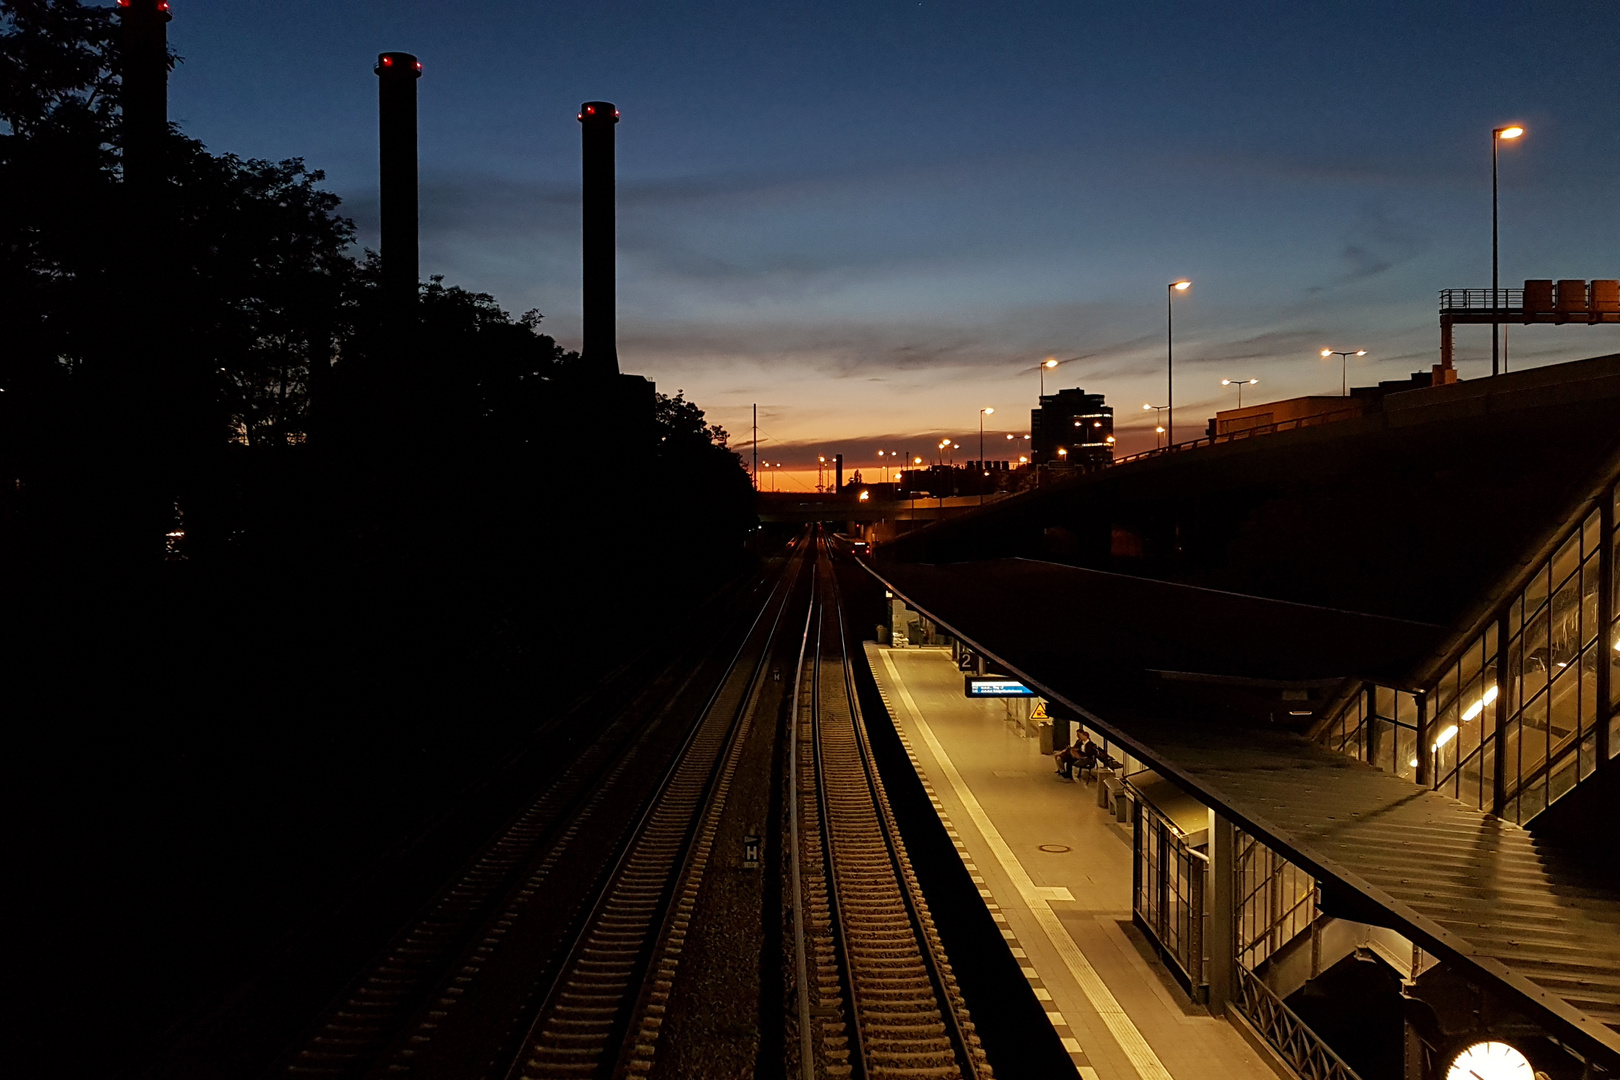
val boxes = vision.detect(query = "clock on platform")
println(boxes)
[1444,1040,1534,1080]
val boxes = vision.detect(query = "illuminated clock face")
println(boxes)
[1445,1041,1534,1080]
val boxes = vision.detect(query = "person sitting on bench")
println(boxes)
[1054,731,1099,780]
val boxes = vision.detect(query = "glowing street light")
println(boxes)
[1221,378,1259,409]
[1143,403,1170,449]
[1167,280,1191,445]
[1493,124,1525,376]
[1040,357,1060,398]
[978,408,995,504]
[1320,349,1367,396]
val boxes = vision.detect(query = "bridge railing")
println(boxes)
[1233,965,1364,1080]
[1439,287,1524,312]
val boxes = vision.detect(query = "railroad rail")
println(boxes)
[273,541,807,1080]
[499,539,808,1079]
[791,535,990,1080]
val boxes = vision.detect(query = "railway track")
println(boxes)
[502,540,808,1079]
[791,536,990,1080]
[271,541,808,1080]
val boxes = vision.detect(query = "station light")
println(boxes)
[1461,685,1499,722]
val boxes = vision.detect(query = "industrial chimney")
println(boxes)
[118,0,171,188]
[375,52,422,318]
[577,101,620,375]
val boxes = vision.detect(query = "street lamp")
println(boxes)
[817,454,827,493]
[1040,357,1058,397]
[1168,280,1191,445]
[978,408,994,504]
[1320,349,1366,396]
[1221,378,1259,409]
[1492,124,1524,377]
[1143,403,1169,449]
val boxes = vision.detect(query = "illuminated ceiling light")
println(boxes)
[1434,725,1459,747]
[1461,685,1500,722]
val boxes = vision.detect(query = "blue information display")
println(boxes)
[964,675,1036,698]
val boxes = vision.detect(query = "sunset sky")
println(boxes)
[169,0,1620,488]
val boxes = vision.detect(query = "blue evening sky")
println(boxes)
[166,1,1620,478]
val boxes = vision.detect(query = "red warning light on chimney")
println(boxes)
[414,61,422,70]
[381,56,393,66]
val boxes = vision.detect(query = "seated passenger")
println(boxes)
[1053,737,1093,780]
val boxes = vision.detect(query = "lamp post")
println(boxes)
[1493,124,1524,377]
[1040,357,1059,398]
[978,408,994,504]
[817,454,826,493]
[1143,403,1169,449]
[1320,349,1366,396]
[1221,378,1258,409]
[1167,280,1191,445]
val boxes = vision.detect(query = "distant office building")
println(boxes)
[1031,388,1113,466]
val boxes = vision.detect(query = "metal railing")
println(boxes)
[1112,408,1367,467]
[1439,288,1524,312]
[1233,965,1365,1080]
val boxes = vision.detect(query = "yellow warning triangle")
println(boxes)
[1031,701,1048,720]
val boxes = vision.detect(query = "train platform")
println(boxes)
[865,643,1273,1080]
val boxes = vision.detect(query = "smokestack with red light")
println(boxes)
[375,52,422,318]
[578,101,620,375]
[118,0,171,188]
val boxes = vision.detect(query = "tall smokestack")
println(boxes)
[118,0,171,188]
[578,101,620,375]
[375,52,422,317]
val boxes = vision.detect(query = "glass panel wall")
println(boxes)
[1322,683,1417,782]
[1133,798,1206,995]
[1499,506,1607,823]
[1431,624,1498,811]
[1235,828,1315,973]
[1320,479,1615,824]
